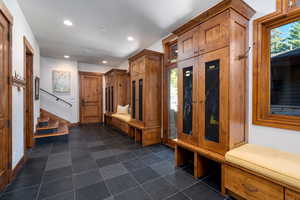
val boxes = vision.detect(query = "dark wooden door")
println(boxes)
[79,72,103,124]
[0,11,11,191]
[198,47,229,155]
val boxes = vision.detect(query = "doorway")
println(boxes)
[79,71,103,124]
[24,37,34,149]
[0,3,13,191]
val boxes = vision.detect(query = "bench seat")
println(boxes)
[225,144,300,190]
[111,113,131,123]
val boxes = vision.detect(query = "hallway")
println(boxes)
[0,125,225,200]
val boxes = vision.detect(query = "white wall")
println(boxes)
[40,57,79,123]
[2,0,40,168]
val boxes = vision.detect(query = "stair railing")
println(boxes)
[40,88,72,107]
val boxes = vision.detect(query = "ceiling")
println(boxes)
[17,0,221,66]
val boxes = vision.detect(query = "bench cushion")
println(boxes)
[225,144,300,189]
[111,113,131,123]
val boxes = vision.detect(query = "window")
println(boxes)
[253,0,300,131]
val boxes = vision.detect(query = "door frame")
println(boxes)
[79,71,103,124]
[0,2,13,188]
[23,36,34,150]
[162,35,178,148]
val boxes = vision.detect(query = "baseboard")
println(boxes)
[70,122,80,127]
[10,155,27,181]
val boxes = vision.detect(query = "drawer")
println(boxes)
[286,189,300,200]
[225,165,284,200]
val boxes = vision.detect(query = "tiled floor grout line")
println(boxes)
[35,143,53,200]
[126,170,155,200]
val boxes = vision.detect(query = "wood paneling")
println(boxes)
[0,3,11,191]
[177,27,198,61]
[79,72,103,124]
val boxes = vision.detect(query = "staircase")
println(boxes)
[34,110,69,139]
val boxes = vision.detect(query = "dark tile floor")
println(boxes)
[0,124,230,200]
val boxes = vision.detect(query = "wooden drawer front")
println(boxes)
[197,11,229,54]
[178,27,198,61]
[225,166,284,200]
[286,189,300,200]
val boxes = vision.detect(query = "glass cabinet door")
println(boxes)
[138,79,143,121]
[288,0,300,10]
[198,48,228,154]
[177,58,199,146]
[168,68,178,140]
[132,80,136,119]
[183,67,193,135]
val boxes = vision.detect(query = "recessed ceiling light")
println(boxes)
[102,60,108,64]
[63,20,73,26]
[127,36,134,41]
[64,55,70,59]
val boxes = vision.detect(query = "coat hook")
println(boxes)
[238,47,251,60]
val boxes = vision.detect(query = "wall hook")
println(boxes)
[238,47,251,60]
[12,71,26,91]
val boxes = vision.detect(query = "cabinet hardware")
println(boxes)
[238,47,251,60]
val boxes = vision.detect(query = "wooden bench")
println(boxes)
[128,121,161,147]
[224,144,300,200]
[104,113,131,135]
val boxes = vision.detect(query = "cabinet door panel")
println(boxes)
[197,11,229,54]
[198,47,229,154]
[178,27,198,61]
[177,58,199,146]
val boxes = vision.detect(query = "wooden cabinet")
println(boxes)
[105,69,130,113]
[175,4,253,156]
[129,50,163,146]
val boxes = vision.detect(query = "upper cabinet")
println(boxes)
[196,11,230,55]
[177,27,198,61]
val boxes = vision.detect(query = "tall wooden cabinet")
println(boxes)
[105,69,130,114]
[173,0,255,184]
[128,50,163,146]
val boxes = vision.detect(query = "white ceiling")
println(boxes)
[17,0,221,66]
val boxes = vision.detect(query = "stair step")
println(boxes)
[38,116,50,123]
[34,123,69,139]
[37,120,59,130]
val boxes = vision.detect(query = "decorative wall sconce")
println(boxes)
[12,71,26,91]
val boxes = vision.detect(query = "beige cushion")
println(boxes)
[111,113,131,122]
[117,105,129,114]
[225,144,300,189]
